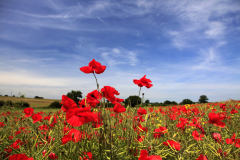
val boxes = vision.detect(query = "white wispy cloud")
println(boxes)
[100,47,139,67]
[205,22,226,39]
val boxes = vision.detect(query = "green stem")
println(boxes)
[136,87,141,107]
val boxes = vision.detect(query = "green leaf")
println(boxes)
[49,115,54,125]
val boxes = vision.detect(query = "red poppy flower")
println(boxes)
[115,97,124,103]
[138,150,162,160]
[153,126,167,138]
[137,107,147,115]
[61,95,78,112]
[196,154,208,160]
[230,109,238,114]
[218,148,227,157]
[80,151,93,160]
[66,107,98,127]
[113,102,126,113]
[23,107,34,117]
[80,59,106,74]
[62,134,73,145]
[31,113,42,123]
[8,153,34,160]
[136,135,145,142]
[192,130,204,141]
[208,112,225,127]
[100,86,120,104]
[163,140,181,151]
[0,122,4,127]
[234,139,240,148]
[226,133,236,144]
[49,152,58,159]
[211,132,223,144]
[134,123,148,133]
[133,75,153,88]
[86,90,102,108]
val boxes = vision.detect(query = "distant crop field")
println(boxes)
[0,96,61,108]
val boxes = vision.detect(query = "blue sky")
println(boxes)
[0,0,240,103]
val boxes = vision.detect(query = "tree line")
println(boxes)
[65,90,209,108]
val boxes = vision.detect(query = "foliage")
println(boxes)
[14,101,30,108]
[145,99,150,104]
[66,90,83,104]
[171,101,178,105]
[5,100,13,106]
[124,95,142,107]
[34,96,44,99]
[180,99,194,105]
[4,95,8,97]
[0,100,4,107]
[48,101,61,108]
[199,95,209,103]
[105,100,115,108]
[164,100,171,105]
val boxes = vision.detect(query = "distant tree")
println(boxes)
[105,100,115,108]
[199,95,209,103]
[49,101,61,108]
[145,99,150,104]
[180,99,193,105]
[66,90,83,104]
[4,95,8,97]
[164,100,171,105]
[171,101,178,105]
[0,100,4,107]
[124,95,142,107]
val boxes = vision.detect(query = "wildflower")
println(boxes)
[43,150,58,159]
[86,90,102,107]
[226,133,236,144]
[133,75,153,88]
[61,95,78,112]
[137,107,147,115]
[101,86,122,104]
[211,132,223,144]
[49,152,58,159]
[196,154,208,160]
[66,107,98,127]
[80,151,93,160]
[0,122,4,127]
[138,150,162,160]
[153,126,167,138]
[192,130,204,141]
[80,59,106,74]
[163,140,181,150]
[31,113,42,123]
[113,102,126,113]
[208,112,225,127]
[8,153,34,160]
[230,109,238,114]
[23,107,34,117]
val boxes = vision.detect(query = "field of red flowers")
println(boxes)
[0,59,240,160]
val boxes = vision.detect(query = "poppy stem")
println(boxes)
[136,87,141,107]
[93,72,100,92]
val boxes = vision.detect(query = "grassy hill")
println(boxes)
[0,96,61,108]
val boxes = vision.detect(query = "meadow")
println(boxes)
[0,59,239,160]
[0,96,61,109]
[1,98,240,160]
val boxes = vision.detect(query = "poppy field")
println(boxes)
[0,59,240,160]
